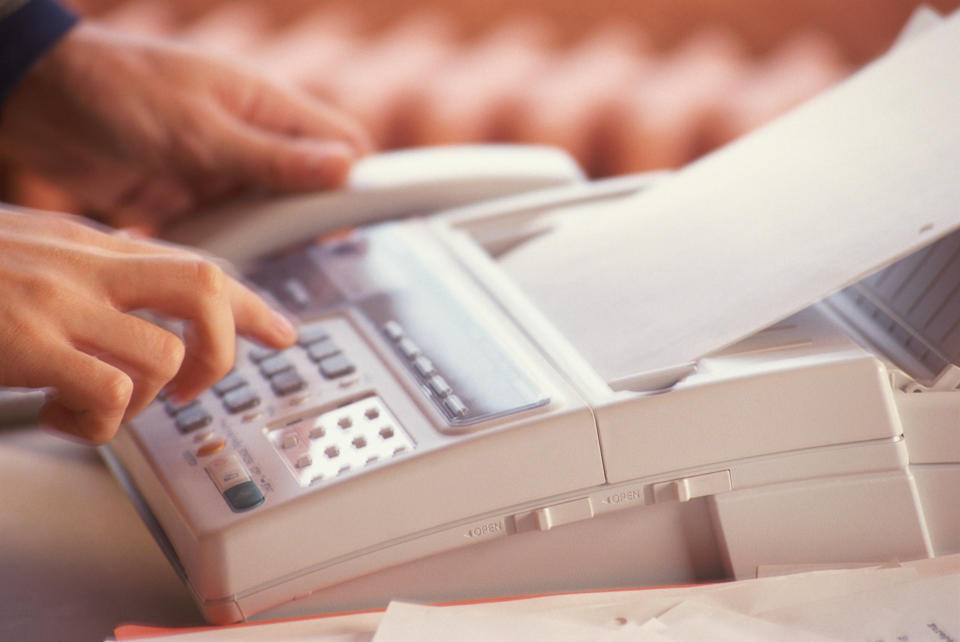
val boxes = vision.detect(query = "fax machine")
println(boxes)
[100,11,960,624]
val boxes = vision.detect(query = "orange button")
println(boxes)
[197,439,227,457]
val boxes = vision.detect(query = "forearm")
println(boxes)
[0,0,77,109]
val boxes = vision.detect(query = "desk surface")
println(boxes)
[0,425,204,642]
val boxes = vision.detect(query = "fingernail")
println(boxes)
[272,312,297,341]
[164,382,184,405]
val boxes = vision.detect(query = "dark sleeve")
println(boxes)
[0,0,78,109]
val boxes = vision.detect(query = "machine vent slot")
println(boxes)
[827,228,960,388]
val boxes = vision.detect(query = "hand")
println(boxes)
[0,22,372,228]
[0,207,296,443]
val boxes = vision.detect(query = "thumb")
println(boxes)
[214,119,357,192]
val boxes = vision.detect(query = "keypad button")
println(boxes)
[223,481,264,511]
[259,353,293,377]
[175,405,212,433]
[165,398,198,417]
[197,439,227,457]
[223,386,260,414]
[383,320,404,341]
[397,337,420,359]
[428,375,452,398]
[413,355,435,378]
[296,323,329,347]
[443,395,468,419]
[248,346,278,363]
[295,454,312,469]
[271,369,306,396]
[319,354,356,379]
[213,372,247,397]
[282,278,311,309]
[306,339,340,362]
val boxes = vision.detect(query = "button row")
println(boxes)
[212,372,261,414]
[249,323,356,385]
[382,320,468,420]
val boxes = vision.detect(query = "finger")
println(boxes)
[111,176,196,228]
[99,254,236,402]
[226,278,297,349]
[213,116,357,192]
[69,306,186,420]
[34,347,134,444]
[226,77,373,154]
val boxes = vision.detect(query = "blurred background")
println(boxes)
[3,0,958,213]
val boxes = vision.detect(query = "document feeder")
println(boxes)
[103,11,960,623]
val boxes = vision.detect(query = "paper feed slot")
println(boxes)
[495,11,960,390]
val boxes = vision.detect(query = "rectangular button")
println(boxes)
[282,278,311,309]
[306,339,340,362]
[296,323,329,347]
[653,470,732,503]
[223,481,264,511]
[383,320,404,341]
[443,395,468,419]
[413,356,435,377]
[319,354,355,379]
[248,346,277,363]
[206,454,250,492]
[213,372,247,397]
[428,375,452,397]
[165,397,197,416]
[175,405,212,433]
[259,354,293,377]
[535,498,594,531]
[397,337,420,359]
[271,369,306,396]
[223,386,260,414]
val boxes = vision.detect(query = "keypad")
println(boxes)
[158,320,385,508]
[265,396,415,487]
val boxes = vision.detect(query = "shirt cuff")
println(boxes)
[0,0,79,109]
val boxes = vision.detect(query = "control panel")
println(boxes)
[125,223,553,517]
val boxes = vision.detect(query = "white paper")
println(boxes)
[500,11,960,386]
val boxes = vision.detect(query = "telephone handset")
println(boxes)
[164,144,584,265]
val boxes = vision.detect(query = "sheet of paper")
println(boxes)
[371,602,640,642]
[756,573,960,641]
[118,555,960,640]
[499,11,960,387]
[648,601,840,642]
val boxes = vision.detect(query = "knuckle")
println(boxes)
[155,332,186,380]
[98,370,134,414]
[191,259,226,299]
[51,215,98,243]
[20,272,61,301]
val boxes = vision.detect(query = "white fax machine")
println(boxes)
[93,11,960,624]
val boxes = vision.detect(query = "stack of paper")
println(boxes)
[113,554,960,641]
